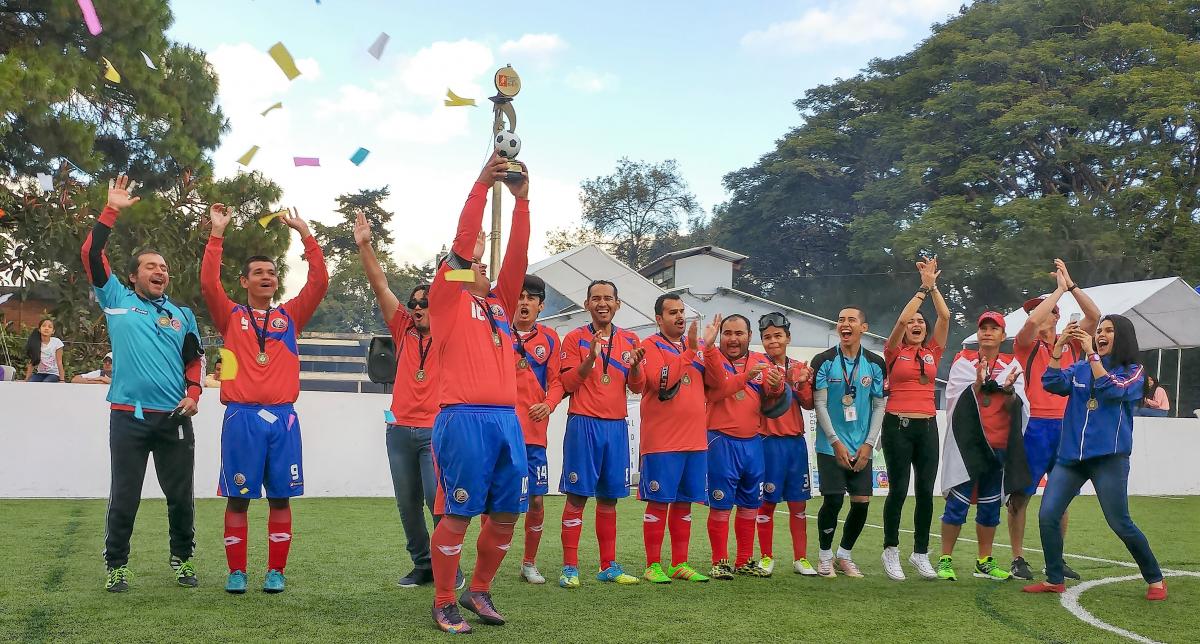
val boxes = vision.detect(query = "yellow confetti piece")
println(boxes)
[239,487,250,495]
[445,269,477,282]
[268,42,301,80]
[444,89,476,107]
[261,101,283,116]
[218,348,238,380]
[102,57,121,83]
[236,145,259,166]
[257,210,286,228]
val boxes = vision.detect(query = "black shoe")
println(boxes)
[1010,557,1033,581]
[456,568,466,591]
[398,567,434,588]
[170,556,198,588]
[1043,564,1082,580]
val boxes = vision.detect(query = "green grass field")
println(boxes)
[0,495,1196,643]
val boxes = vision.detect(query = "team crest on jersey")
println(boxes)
[271,318,287,331]
[621,350,632,365]
[568,472,579,484]
[861,375,873,386]
[170,318,182,331]
[561,350,568,360]
[535,345,546,360]
[233,473,246,486]
[923,354,935,364]
[453,488,469,503]
[649,480,660,492]
[712,489,725,501]
[490,303,504,319]
[764,482,776,494]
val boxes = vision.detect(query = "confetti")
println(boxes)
[236,145,260,166]
[140,51,157,70]
[268,42,302,80]
[445,269,477,282]
[261,102,283,116]
[36,173,54,192]
[218,348,238,380]
[444,89,476,107]
[384,410,396,424]
[0,208,6,220]
[293,157,320,167]
[350,147,370,166]
[77,0,102,36]
[102,57,121,83]
[368,32,390,60]
[0,293,12,304]
[257,210,287,228]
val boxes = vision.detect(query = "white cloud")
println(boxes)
[499,33,567,65]
[564,67,618,94]
[741,0,963,53]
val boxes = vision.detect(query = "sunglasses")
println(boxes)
[407,298,429,310]
[758,312,790,332]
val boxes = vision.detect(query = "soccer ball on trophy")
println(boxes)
[494,130,521,159]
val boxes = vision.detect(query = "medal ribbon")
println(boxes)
[246,304,273,360]
[472,295,501,345]
[840,350,861,401]
[589,323,617,380]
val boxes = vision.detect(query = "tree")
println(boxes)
[553,158,701,268]
[306,187,434,334]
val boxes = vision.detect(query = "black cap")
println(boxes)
[523,274,546,300]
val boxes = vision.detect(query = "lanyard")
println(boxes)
[655,333,686,401]
[514,325,539,360]
[840,350,861,399]
[589,323,618,379]
[416,332,432,371]
[472,295,501,346]
[246,304,273,360]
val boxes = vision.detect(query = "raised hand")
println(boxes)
[477,152,508,185]
[976,357,989,386]
[703,314,723,347]
[1055,258,1074,288]
[1004,365,1022,389]
[473,230,486,263]
[686,318,699,352]
[917,256,940,288]
[208,203,232,237]
[589,333,604,362]
[1072,328,1095,354]
[281,207,311,237]
[504,160,529,199]
[765,365,784,389]
[107,175,140,210]
[353,210,372,246]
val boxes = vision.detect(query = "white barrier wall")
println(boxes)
[1,382,1197,498]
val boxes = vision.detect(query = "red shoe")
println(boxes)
[1146,582,1167,601]
[1022,581,1066,593]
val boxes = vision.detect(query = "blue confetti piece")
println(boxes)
[350,147,370,166]
[384,409,396,424]
[134,402,144,420]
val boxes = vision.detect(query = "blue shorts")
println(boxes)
[1022,417,1063,496]
[527,445,549,497]
[942,448,1006,527]
[639,451,707,504]
[433,405,528,517]
[218,403,304,499]
[706,430,764,510]
[560,415,631,499]
[762,435,812,503]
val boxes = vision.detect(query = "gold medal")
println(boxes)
[601,374,611,384]
[518,358,529,370]
[1086,397,1099,411]
[256,352,269,366]
[735,391,746,400]
[492,333,501,347]
[981,394,992,407]
[682,374,691,385]
[416,369,426,382]
[919,375,930,385]
[841,394,854,407]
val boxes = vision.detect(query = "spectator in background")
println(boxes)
[205,355,223,388]
[72,352,113,384]
[1135,375,1170,417]
[25,317,64,382]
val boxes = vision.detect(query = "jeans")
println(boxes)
[1039,454,1162,584]
[1134,407,1168,418]
[385,424,439,570]
[881,414,940,553]
[28,372,60,382]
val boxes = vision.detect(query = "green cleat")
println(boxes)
[974,557,1011,581]
[105,566,131,593]
[263,569,286,593]
[759,556,775,575]
[667,562,710,582]
[709,559,735,581]
[225,570,248,594]
[559,565,580,589]
[170,557,198,588]
[643,563,672,584]
[936,555,957,581]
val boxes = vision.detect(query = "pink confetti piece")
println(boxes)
[292,157,320,167]
[77,0,102,36]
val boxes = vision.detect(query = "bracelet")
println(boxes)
[1068,284,1079,291]
[1050,352,1063,360]
[919,286,934,294]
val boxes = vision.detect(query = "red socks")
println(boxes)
[668,502,692,566]
[267,507,292,572]
[560,502,584,568]
[734,507,757,567]
[470,519,515,593]
[523,504,544,565]
[643,502,669,566]
[788,501,808,560]
[707,509,731,564]
[223,509,248,573]
[430,516,468,606]
[757,502,776,559]
[596,504,618,570]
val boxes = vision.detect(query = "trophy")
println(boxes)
[490,65,523,183]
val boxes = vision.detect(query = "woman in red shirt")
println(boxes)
[880,258,949,581]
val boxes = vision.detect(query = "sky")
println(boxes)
[164,0,967,292]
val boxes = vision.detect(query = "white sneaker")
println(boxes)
[836,556,864,578]
[909,552,937,580]
[520,563,546,584]
[882,547,906,581]
[817,554,836,578]
[759,556,775,575]
[794,558,819,576]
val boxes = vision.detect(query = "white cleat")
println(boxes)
[882,547,906,581]
[793,558,819,576]
[520,563,546,584]
[909,552,937,580]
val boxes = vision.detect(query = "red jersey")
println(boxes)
[884,342,944,416]
[560,324,644,420]
[957,350,1016,448]
[387,307,438,427]
[705,350,785,439]
[200,234,329,405]
[637,334,710,454]
[428,181,529,407]
[760,357,814,437]
[1014,335,1078,420]
[513,323,564,446]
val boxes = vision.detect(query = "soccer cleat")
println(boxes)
[709,559,735,581]
[170,557,198,588]
[1042,563,1081,580]
[105,565,131,593]
[1022,581,1066,594]
[397,567,434,588]
[1010,557,1033,580]
[225,570,248,594]
[794,558,819,576]
[432,602,472,634]
[882,547,905,581]
[455,568,467,591]
[559,565,580,589]
[667,562,710,582]
[973,557,1011,581]
[459,590,505,625]
[759,556,775,575]
[597,562,640,584]
[816,556,836,578]
[908,552,937,580]
[936,555,957,581]
[836,556,864,578]
[263,569,286,593]
[520,563,546,585]
[643,563,672,584]
[1146,582,1167,601]
[735,560,771,577]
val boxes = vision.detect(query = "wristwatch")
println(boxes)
[1088,353,1101,363]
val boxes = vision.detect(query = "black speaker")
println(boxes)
[367,336,396,384]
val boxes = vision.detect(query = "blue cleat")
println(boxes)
[559,565,580,588]
[263,569,286,593]
[224,570,247,594]
[596,562,640,585]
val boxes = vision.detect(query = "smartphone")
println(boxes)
[1068,313,1081,324]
